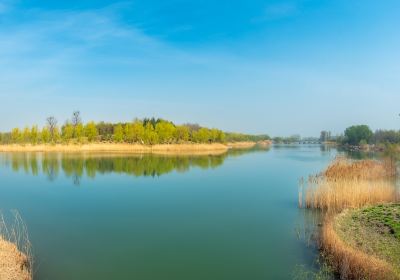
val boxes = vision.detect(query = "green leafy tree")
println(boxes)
[30,126,39,144]
[155,120,176,144]
[11,128,22,143]
[62,123,74,142]
[143,122,158,145]
[193,128,211,143]
[85,121,98,142]
[175,125,190,143]
[75,123,84,140]
[113,124,124,142]
[124,123,134,143]
[41,127,51,143]
[22,127,31,143]
[344,125,373,145]
[131,120,145,143]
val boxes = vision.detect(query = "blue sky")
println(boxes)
[0,0,399,136]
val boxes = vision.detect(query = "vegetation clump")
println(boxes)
[301,158,398,212]
[324,205,400,279]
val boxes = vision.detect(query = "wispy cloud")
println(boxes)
[252,2,298,23]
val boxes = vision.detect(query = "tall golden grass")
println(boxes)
[321,215,396,280]
[324,157,396,180]
[300,157,398,212]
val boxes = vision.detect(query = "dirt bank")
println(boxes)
[0,238,31,280]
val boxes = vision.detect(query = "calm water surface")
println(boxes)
[0,145,336,280]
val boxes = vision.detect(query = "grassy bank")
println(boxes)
[0,143,242,155]
[324,205,400,279]
[300,157,399,279]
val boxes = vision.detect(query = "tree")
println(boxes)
[131,120,145,143]
[84,121,98,142]
[62,123,74,142]
[30,126,39,144]
[46,116,58,142]
[175,125,190,143]
[344,125,373,145]
[11,128,22,143]
[71,111,82,127]
[71,111,82,138]
[193,128,211,143]
[75,123,84,140]
[143,122,158,144]
[124,123,134,143]
[155,120,176,144]
[22,127,31,143]
[41,127,51,143]
[113,124,124,142]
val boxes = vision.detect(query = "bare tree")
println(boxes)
[46,116,58,141]
[71,111,82,127]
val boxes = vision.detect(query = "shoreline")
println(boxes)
[0,238,31,280]
[0,142,268,155]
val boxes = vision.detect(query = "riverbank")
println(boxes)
[300,157,399,279]
[0,238,31,280]
[324,205,400,279]
[0,143,263,155]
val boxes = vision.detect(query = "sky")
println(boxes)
[0,0,399,136]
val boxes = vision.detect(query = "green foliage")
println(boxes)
[226,132,270,142]
[155,120,176,144]
[30,126,39,144]
[62,123,74,142]
[1,114,268,145]
[22,127,31,143]
[143,123,158,145]
[113,124,124,143]
[344,125,373,145]
[84,121,98,142]
[175,125,190,142]
[74,123,84,140]
[41,127,51,143]
[11,128,22,143]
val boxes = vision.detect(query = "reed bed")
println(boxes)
[324,157,396,180]
[0,211,32,280]
[300,157,398,212]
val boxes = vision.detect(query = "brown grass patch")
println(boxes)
[226,142,256,149]
[0,143,230,155]
[324,157,396,180]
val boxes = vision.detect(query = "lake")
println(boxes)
[0,145,336,280]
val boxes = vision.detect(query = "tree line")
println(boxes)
[337,125,400,146]
[0,111,270,145]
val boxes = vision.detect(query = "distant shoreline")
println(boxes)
[0,142,267,155]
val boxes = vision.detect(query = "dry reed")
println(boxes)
[301,157,398,212]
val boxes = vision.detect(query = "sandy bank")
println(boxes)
[0,143,232,155]
[226,142,257,149]
[0,238,31,280]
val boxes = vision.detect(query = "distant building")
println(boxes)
[320,131,332,142]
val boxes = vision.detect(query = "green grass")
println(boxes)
[334,204,400,278]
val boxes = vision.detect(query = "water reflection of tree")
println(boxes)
[0,146,270,183]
